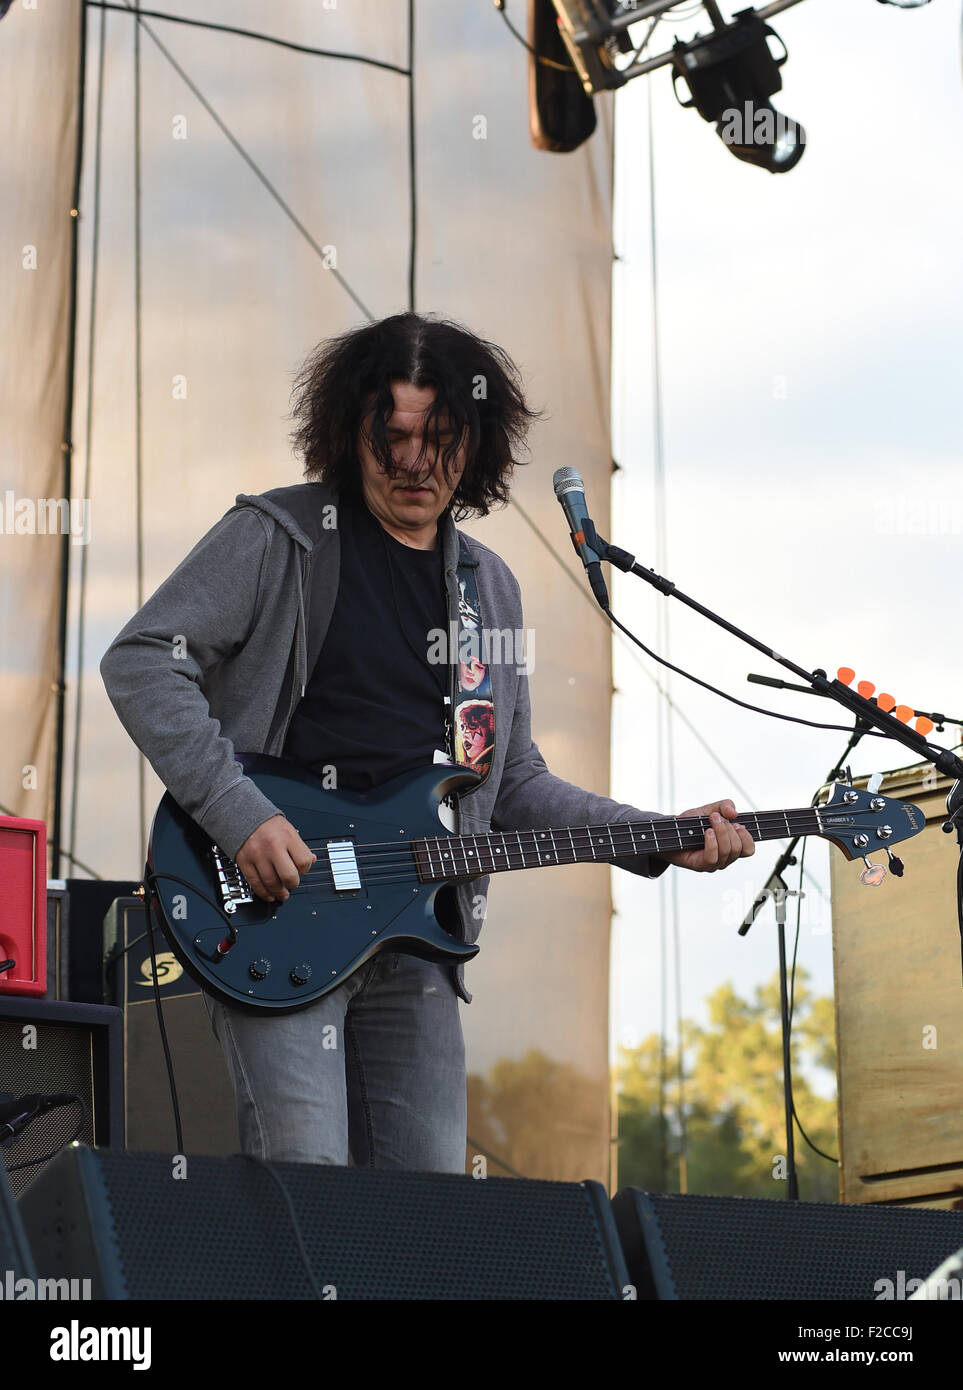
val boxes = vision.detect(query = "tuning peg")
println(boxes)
[859,857,886,887]
[866,772,884,794]
[886,850,905,877]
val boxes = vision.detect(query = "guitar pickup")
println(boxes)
[327,839,361,893]
[211,844,255,913]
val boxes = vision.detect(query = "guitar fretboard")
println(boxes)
[411,808,824,882]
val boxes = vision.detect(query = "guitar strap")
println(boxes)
[449,533,495,786]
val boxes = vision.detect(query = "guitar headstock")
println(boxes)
[818,780,926,883]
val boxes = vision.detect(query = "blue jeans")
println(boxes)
[202,952,467,1172]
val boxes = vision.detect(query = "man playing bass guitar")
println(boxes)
[100,311,754,1174]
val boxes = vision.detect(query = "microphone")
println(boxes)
[0,1092,78,1146]
[552,466,610,609]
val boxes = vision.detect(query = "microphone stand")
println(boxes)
[737,724,873,1201]
[749,881,804,1201]
[579,515,963,1185]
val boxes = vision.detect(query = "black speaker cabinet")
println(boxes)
[612,1189,963,1300]
[0,998,123,1198]
[20,1147,631,1300]
[45,878,142,1004]
[44,885,70,999]
[103,897,238,1155]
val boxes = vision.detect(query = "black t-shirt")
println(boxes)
[283,494,449,790]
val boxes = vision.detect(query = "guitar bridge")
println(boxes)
[211,844,255,913]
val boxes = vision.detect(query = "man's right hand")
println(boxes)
[235,814,316,903]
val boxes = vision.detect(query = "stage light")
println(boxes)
[671,9,805,173]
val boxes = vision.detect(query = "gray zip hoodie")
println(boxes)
[100,481,668,1001]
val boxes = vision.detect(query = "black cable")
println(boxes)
[603,603,928,742]
[101,888,225,979]
[957,847,963,985]
[85,1,410,75]
[141,866,242,1158]
[240,1155,325,1299]
[787,834,805,1031]
[144,869,239,932]
[786,832,839,1166]
[69,0,108,871]
[141,864,254,1160]
[4,1097,87,1174]
[51,0,89,877]
[508,498,761,806]
[492,0,575,72]
[103,928,150,977]
[464,1136,528,1179]
[792,1100,837,1166]
[117,0,376,322]
[407,0,416,312]
[133,2,146,869]
[142,891,183,1155]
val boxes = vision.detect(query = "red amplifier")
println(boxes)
[0,816,47,996]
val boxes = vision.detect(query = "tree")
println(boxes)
[616,970,839,1202]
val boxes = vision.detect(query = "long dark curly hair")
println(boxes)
[289,312,542,521]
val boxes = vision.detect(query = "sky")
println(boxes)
[607,0,963,1067]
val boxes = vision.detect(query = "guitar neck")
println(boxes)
[414,807,822,881]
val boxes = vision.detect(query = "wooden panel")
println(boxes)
[831,766,963,1207]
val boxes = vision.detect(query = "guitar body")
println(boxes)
[147,754,482,1014]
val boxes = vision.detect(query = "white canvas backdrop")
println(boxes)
[59,0,623,1183]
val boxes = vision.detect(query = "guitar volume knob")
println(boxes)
[248,958,271,982]
[290,962,313,986]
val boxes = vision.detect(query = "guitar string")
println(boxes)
[296,809,825,859]
[297,811,824,872]
[294,811,833,872]
[308,811,828,867]
[278,813,835,891]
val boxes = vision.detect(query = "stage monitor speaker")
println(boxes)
[612,1189,963,1300]
[0,998,123,1199]
[20,1148,631,1300]
[103,896,237,1155]
[46,878,142,1004]
[0,1161,35,1284]
[45,886,70,1000]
